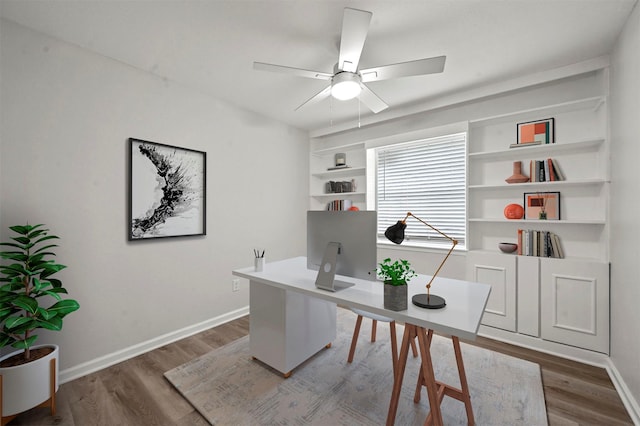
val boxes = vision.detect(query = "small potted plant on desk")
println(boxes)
[0,224,80,424]
[377,258,417,311]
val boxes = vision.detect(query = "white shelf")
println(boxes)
[311,167,366,179]
[311,142,365,156]
[311,191,366,199]
[468,96,605,128]
[468,178,607,190]
[468,138,604,160]
[468,218,606,225]
[468,249,604,263]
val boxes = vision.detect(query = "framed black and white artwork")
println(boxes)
[129,138,206,240]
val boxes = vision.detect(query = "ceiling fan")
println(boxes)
[253,7,446,114]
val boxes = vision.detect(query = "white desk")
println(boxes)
[232,256,491,426]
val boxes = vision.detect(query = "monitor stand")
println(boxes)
[314,242,355,292]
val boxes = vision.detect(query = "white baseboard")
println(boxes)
[478,325,610,368]
[59,306,250,384]
[605,358,640,425]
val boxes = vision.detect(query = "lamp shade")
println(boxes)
[331,72,362,100]
[384,221,407,244]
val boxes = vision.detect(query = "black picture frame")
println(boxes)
[129,138,206,240]
[516,117,555,146]
[523,191,561,220]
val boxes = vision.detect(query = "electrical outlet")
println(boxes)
[232,278,240,292]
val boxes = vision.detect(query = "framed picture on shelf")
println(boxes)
[129,138,206,240]
[524,191,560,220]
[516,118,555,146]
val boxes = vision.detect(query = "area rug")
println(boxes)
[164,309,548,425]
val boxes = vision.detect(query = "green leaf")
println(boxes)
[38,316,63,331]
[34,235,59,246]
[32,251,57,259]
[48,279,64,289]
[47,299,80,316]
[12,335,38,350]
[0,263,28,275]
[37,306,54,320]
[40,264,66,279]
[4,315,32,330]
[0,335,12,347]
[12,236,30,245]
[0,242,27,250]
[0,306,14,317]
[26,228,48,239]
[12,296,38,313]
[41,290,63,301]
[0,251,28,262]
[10,224,40,235]
[32,242,58,253]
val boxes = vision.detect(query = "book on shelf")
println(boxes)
[529,158,564,182]
[517,229,564,258]
[326,199,352,211]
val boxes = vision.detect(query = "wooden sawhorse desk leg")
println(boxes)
[386,325,474,426]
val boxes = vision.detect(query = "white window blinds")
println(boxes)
[376,132,466,247]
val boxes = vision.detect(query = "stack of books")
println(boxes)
[529,158,565,182]
[326,199,353,211]
[517,229,564,258]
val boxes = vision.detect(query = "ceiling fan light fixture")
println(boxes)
[331,72,362,100]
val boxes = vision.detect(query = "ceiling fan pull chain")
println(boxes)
[358,96,361,128]
[330,94,333,127]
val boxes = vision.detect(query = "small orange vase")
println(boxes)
[505,161,529,184]
[504,203,524,219]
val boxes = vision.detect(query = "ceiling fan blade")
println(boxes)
[338,8,372,73]
[253,62,333,81]
[359,84,389,114]
[294,85,332,111]
[360,56,446,82]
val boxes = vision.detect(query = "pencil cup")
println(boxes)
[254,257,265,272]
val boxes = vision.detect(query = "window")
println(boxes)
[375,132,466,248]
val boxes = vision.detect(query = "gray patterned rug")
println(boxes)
[164,309,547,425]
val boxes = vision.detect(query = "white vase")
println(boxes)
[0,344,59,418]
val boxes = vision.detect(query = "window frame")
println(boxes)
[368,131,468,251]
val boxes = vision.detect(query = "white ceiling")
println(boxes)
[0,0,636,133]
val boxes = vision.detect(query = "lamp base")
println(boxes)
[412,293,446,309]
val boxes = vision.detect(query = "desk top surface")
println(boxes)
[233,256,491,341]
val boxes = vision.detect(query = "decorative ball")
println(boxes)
[503,203,524,220]
[348,206,360,211]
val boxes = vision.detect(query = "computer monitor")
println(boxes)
[307,210,377,291]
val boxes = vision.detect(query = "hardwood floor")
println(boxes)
[8,312,633,426]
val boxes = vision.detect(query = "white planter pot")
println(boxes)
[0,344,59,417]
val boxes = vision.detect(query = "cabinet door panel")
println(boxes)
[540,259,609,354]
[517,256,540,337]
[467,252,516,332]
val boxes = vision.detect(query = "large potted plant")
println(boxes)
[0,224,79,422]
[377,258,416,311]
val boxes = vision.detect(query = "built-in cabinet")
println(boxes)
[466,91,610,355]
[467,252,609,354]
[309,143,367,211]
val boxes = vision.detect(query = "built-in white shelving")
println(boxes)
[309,144,367,211]
[311,166,366,179]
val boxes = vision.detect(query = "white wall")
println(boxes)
[0,19,309,372]
[610,1,640,413]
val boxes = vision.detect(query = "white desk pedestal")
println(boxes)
[249,279,337,377]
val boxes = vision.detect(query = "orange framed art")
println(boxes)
[516,118,555,146]
[524,191,560,220]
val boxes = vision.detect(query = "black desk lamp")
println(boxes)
[384,212,458,309]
